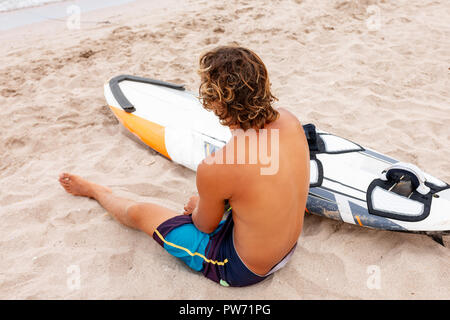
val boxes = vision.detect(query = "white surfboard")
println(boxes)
[104,75,450,242]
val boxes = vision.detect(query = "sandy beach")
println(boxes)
[0,0,449,299]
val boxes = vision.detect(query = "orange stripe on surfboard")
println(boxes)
[355,215,363,227]
[109,105,170,159]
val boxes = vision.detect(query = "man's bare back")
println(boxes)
[194,108,310,275]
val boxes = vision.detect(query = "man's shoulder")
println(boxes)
[273,107,302,130]
[197,152,231,176]
[197,154,235,197]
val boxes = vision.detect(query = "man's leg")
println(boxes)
[58,173,180,235]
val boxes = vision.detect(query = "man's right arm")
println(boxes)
[192,161,230,234]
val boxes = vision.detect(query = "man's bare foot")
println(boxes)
[59,173,112,199]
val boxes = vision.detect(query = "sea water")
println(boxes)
[0,0,135,30]
[0,0,65,12]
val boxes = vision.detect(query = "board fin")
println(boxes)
[428,233,450,247]
[430,234,444,246]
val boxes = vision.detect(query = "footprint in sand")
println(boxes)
[0,88,18,97]
[108,251,135,276]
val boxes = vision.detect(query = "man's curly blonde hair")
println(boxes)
[198,46,279,130]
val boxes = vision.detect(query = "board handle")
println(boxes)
[109,75,186,113]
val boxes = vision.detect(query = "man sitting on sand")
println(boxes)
[59,46,310,287]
